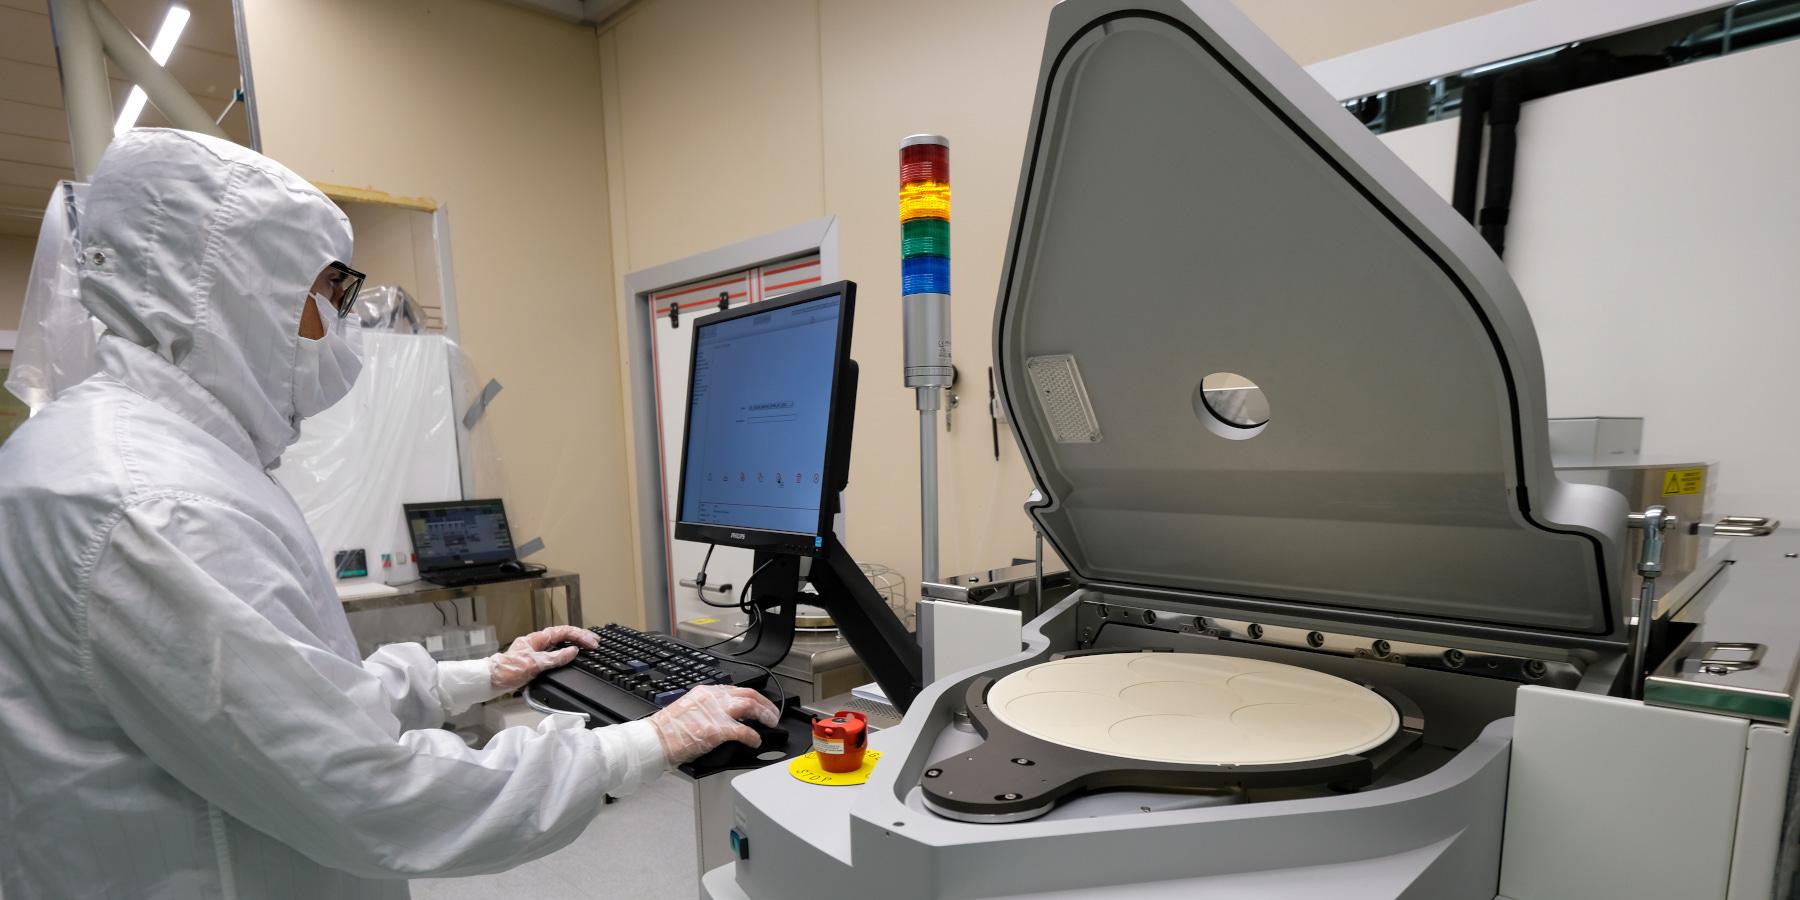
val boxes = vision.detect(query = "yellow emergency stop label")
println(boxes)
[788,749,881,786]
[1663,468,1705,496]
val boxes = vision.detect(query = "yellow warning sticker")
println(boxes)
[788,749,882,786]
[689,617,719,626]
[1662,468,1705,496]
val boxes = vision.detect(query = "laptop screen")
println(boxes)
[406,500,517,571]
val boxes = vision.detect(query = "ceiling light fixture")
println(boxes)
[113,5,192,137]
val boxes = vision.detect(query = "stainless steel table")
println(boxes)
[675,617,868,706]
[340,568,583,631]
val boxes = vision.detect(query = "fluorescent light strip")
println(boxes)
[113,5,192,137]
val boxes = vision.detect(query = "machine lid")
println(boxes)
[994,0,1629,647]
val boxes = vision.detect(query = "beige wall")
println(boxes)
[340,203,444,316]
[243,0,638,626]
[599,0,1528,595]
[1235,0,1531,65]
[0,234,28,371]
[0,235,33,331]
[604,0,825,271]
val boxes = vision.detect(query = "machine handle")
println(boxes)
[679,577,735,596]
[1689,516,1781,537]
[523,686,596,725]
[1659,641,1766,676]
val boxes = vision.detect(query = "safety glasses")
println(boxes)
[319,261,365,319]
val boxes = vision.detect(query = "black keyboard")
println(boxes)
[529,624,769,723]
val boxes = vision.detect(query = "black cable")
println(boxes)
[700,557,776,610]
[728,606,768,659]
[432,601,448,627]
[692,545,739,607]
[730,656,788,714]
[698,592,747,609]
[694,543,716,587]
[720,560,782,657]
[737,559,774,612]
[696,603,760,651]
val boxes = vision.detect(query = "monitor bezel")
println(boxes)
[403,498,517,572]
[671,281,857,557]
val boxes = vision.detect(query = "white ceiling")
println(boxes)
[498,0,638,27]
[0,0,251,238]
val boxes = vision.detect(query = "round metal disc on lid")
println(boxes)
[986,653,1399,766]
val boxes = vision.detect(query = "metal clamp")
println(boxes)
[1691,515,1782,538]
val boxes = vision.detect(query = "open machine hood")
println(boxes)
[993,0,1630,649]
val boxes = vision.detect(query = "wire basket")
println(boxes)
[859,563,914,632]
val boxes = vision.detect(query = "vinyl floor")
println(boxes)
[412,772,700,900]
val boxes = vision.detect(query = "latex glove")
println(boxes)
[648,684,781,765]
[489,625,598,693]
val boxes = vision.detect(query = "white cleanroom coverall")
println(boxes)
[0,130,667,899]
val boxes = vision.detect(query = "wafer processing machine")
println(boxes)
[700,1,1800,896]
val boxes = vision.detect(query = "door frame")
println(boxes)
[619,216,840,631]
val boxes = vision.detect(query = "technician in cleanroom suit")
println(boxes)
[0,129,777,900]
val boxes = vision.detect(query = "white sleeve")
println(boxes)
[361,644,498,732]
[79,495,670,878]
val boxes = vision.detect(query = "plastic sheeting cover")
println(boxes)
[5,182,101,412]
[274,331,462,587]
[354,284,429,335]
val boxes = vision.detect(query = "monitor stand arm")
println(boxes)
[735,537,923,713]
[809,534,922,712]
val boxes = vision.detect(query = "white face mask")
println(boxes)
[292,291,364,423]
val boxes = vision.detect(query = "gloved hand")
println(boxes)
[647,684,781,765]
[488,625,598,693]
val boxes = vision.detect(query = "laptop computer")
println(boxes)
[404,499,527,587]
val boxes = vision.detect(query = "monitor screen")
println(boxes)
[677,290,847,542]
[407,500,517,570]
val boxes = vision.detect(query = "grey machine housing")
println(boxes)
[700,0,1775,897]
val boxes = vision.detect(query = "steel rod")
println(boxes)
[919,396,940,586]
[88,0,229,140]
[1626,506,1671,700]
[47,0,113,179]
[1033,527,1045,621]
[1629,581,1658,700]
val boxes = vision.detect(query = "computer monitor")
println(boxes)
[404,498,519,573]
[673,282,856,556]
